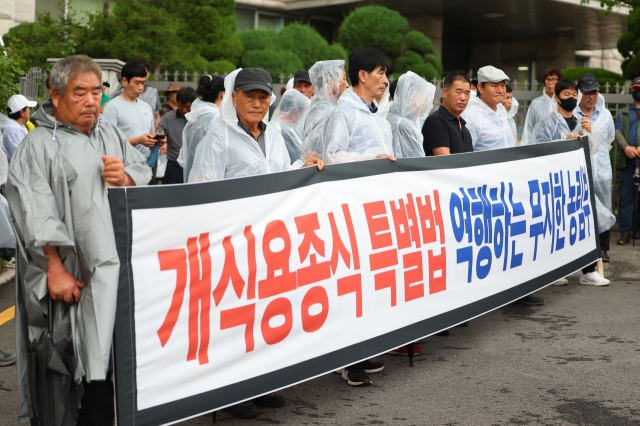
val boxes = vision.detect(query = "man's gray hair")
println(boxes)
[50,55,102,95]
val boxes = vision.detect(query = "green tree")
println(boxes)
[0,48,25,108]
[275,23,331,69]
[240,49,304,80]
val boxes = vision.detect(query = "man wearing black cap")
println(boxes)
[293,70,315,99]
[614,75,640,245]
[189,67,322,182]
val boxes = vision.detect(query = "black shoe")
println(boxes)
[435,330,450,336]
[225,401,259,419]
[0,350,16,367]
[515,295,544,306]
[253,393,285,408]
[601,251,610,263]
[362,359,385,374]
[341,368,371,387]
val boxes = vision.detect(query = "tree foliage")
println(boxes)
[562,67,625,88]
[0,48,25,108]
[616,8,640,78]
[241,49,304,80]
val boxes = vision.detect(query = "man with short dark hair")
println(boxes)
[157,87,196,184]
[423,73,473,156]
[293,70,314,99]
[111,57,162,126]
[502,84,519,144]
[6,54,150,426]
[521,67,564,145]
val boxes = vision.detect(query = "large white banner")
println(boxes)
[110,140,600,426]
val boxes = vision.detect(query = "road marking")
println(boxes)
[0,306,15,326]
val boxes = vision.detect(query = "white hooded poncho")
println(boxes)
[181,98,220,181]
[323,87,393,163]
[506,96,519,145]
[301,60,346,162]
[271,89,311,164]
[461,96,515,151]
[521,92,556,145]
[188,69,295,182]
[386,71,435,158]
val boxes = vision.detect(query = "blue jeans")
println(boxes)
[618,166,635,233]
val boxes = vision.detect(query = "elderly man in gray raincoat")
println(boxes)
[6,55,151,425]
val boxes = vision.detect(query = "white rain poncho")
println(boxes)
[188,69,295,182]
[506,96,519,145]
[271,89,311,163]
[301,60,346,162]
[386,71,435,158]
[181,98,220,181]
[377,84,391,118]
[521,92,555,145]
[0,138,13,249]
[461,96,515,151]
[531,109,600,155]
[323,87,393,163]
[578,95,616,233]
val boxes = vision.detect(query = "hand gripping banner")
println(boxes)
[109,139,601,426]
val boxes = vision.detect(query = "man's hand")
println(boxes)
[568,132,581,139]
[302,157,324,170]
[376,154,397,161]
[44,247,84,304]
[580,117,592,133]
[137,134,157,148]
[102,156,134,186]
[160,144,167,155]
[624,146,638,159]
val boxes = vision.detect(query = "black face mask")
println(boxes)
[633,91,640,102]
[558,96,577,112]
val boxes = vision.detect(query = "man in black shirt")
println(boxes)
[423,73,473,155]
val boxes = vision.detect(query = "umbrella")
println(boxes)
[27,298,83,426]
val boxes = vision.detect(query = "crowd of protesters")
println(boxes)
[0,47,635,423]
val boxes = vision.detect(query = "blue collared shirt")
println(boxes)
[361,98,378,114]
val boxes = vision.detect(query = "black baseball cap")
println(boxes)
[234,68,272,94]
[293,70,312,85]
[577,73,598,92]
[102,81,110,88]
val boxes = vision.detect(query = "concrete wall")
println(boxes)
[0,0,35,38]
[406,13,443,58]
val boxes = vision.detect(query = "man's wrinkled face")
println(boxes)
[294,81,315,99]
[502,92,513,112]
[177,101,192,116]
[233,89,270,125]
[51,71,101,134]
[361,66,388,99]
[545,75,559,94]
[478,81,506,106]
[442,80,470,115]
[580,89,598,109]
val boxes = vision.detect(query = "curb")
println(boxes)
[0,268,15,286]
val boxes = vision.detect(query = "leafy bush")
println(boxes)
[618,8,640,79]
[338,6,408,58]
[562,67,626,90]
[325,44,348,61]
[275,23,331,69]
[208,60,237,75]
[240,50,304,80]
[239,30,278,51]
[404,31,435,56]
[0,49,25,108]
[424,53,443,76]
[394,51,424,74]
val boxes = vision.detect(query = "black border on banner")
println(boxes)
[108,140,601,426]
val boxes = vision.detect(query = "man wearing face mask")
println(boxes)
[461,66,515,152]
[613,76,640,245]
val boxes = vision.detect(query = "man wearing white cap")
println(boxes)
[461,65,515,152]
[3,94,37,162]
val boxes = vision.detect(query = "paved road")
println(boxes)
[1,234,639,426]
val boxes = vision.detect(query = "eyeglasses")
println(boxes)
[545,78,559,83]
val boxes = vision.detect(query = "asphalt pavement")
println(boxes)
[1,233,639,426]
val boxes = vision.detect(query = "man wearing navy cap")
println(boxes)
[293,70,315,99]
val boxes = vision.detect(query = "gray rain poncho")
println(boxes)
[301,60,346,162]
[386,71,435,158]
[507,96,519,145]
[271,89,311,163]
[323,87,393,163]
[521,92,555,145]
[188,69,295,182]
[0,140,14,250]
[5,100,151,420]
[461,96,515,151]
[181,98,221,181]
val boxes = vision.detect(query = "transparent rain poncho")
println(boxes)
[461,96,515,151]
[521,92,555,145]
[386,71,435,158]
[181,98,221,181]
[506,96,519,145]
[323,87,393,163]
[0,137,12,249]
[270,89,311,164]
[188,69,295,182]
[300,60,346,162]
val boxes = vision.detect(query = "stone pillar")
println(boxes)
[0,0,36,37]
[47,58,125,97]
[406,14,444,58]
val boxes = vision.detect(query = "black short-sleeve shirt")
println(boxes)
[422,105,473,155]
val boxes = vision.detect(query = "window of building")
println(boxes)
[236,8,255,33]
[258,13,284,32]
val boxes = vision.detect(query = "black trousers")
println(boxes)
[77,372,114,426]
[163,160,184,185]
[600,230,610,252]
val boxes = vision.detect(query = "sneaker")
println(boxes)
[601,251,610,263]
[4,258,15,269]
[389,345,424,356]
[342,368,371,387]
[579,271,610,286]
[617,232,631,245]
[253,393,285,408]
[0,350,16,367]
[225,401,260,419]
[362,359,385,374]
[552,278,568,286]
[515,295,544,306]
